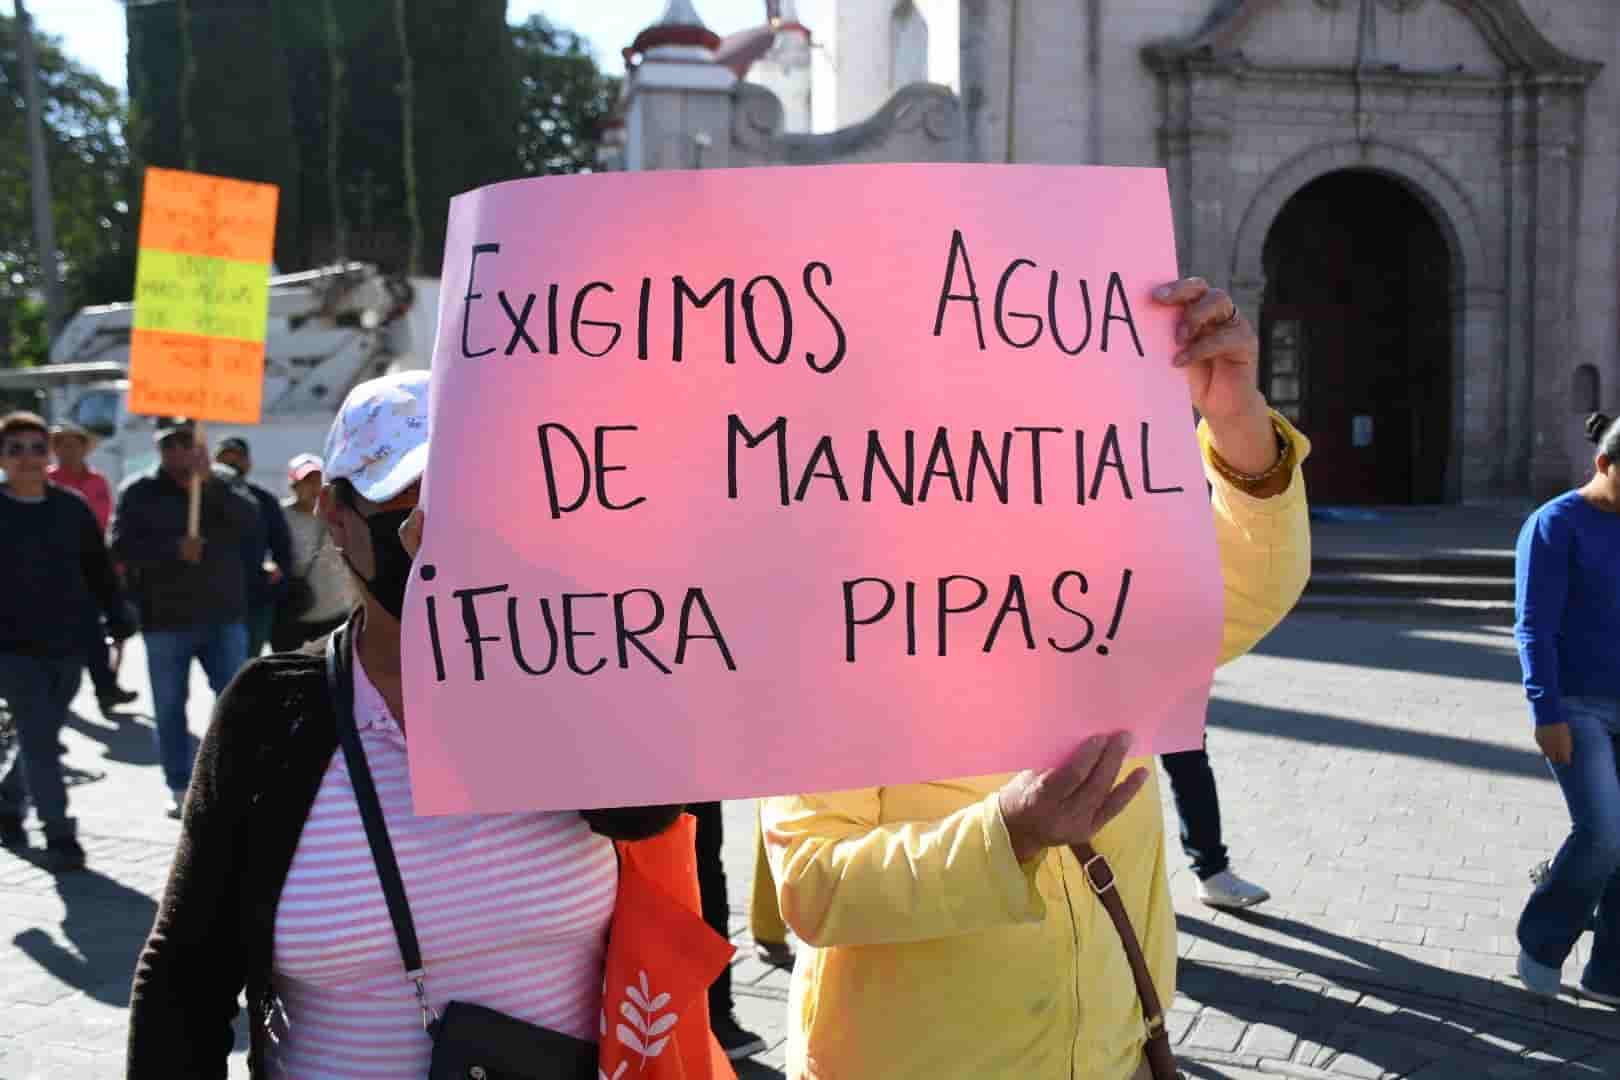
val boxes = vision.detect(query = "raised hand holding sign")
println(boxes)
[402,164,1224,815]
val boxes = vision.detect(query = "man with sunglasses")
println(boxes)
[110,421,260,818]
[0,412,135,870]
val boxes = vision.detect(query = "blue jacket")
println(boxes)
[1515,491,1620,726]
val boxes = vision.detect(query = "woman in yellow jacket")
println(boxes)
[763,277,1311,1080]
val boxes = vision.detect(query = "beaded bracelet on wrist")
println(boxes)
[1208,419,1292,490]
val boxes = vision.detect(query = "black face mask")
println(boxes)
[349,508,415,620]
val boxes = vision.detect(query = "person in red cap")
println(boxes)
[270,453,355,652]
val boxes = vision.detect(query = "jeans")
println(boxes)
[1161,739,1230,880]
[1519,697,1620,994]
[144,621,248,793]
[692,800,733,1016]
[0,653,84,837]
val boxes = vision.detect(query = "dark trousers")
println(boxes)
[692,800,733,1017]
[83,617,118,699]
[1161,740,1229,881]
[245,603,276,660]
[0,653,84,838]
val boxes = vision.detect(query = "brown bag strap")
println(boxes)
[1071,843,1179,1080]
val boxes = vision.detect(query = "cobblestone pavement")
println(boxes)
[3,614,1618,1077]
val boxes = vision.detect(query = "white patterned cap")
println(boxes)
[322,371,430,503]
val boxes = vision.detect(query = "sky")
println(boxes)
[38,1,831,90]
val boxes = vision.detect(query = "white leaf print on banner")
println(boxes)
[612,970,679,1070]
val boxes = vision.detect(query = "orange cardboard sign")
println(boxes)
[129,167,278,424]
[137,167,279,263]
[126,330,266,424]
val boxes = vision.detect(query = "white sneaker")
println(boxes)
[1198,870,1271,911]
[1577,979,1620,1007]
[165,790,185,820]
[1517,949,1561,999]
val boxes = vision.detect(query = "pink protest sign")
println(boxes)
[403,164,1223,814]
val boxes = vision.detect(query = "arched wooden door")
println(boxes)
[1259,171,1453,505]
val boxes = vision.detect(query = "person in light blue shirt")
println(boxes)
[1516,411,1620,1005]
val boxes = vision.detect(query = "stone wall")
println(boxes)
[730,82,966,167]
[947,0,1615,498]
[1525,0,1620,489]
[1131,0,1609,500]
[832,0,961,129]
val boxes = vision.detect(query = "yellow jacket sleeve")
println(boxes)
[1202,412,1313,665]
[766,414,1312,951]
[765,789,1045,947]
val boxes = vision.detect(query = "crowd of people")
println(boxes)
[1,273,1616,1078]
[0,417,356,858]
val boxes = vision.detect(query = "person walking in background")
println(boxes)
[47,422,137,717]
[691,801,770,1059]
[1161,733,1271,911]
[47,423,111,528]
[214,437,292,658]
[0,412,136,872]
[110,422,259,819]
[751,806,794,969]
[270,453,355,652]
[1515,412,1620,1005]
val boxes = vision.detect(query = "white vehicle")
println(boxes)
[0,263,441,494]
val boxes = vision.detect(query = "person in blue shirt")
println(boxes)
[1516,411,1620,1004]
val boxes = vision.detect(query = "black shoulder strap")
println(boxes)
[326,620,436,1026]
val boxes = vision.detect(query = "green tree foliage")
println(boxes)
[129,0,524,277]
[1,296,48,375]
[511,14,619,176]
[0,15,132,320]
[403,0,519,272]
[128,0,302,267]
[283,0,407,267]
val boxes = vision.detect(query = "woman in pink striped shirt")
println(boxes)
[127,373,684,1079]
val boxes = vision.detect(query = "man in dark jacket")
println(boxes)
[110,422,259,817]
[214,437,292,659]
[0,412,136,871]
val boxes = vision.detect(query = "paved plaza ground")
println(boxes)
[3,610,1619,1077]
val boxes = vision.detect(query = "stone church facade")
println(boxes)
[610,1,1618,504]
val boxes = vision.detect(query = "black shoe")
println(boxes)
[712,1012,768,1061]
[754,940,795,970]
[42,836,86,873]
[98,686,138,716]
[0,816,25,851]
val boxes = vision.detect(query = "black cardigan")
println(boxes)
[126,645,681,1078]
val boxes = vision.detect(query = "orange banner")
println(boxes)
[127,330,266,425]
[137,166,279,263]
